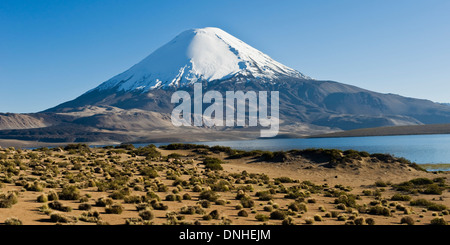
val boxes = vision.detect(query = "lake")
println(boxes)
[147,134,450,165]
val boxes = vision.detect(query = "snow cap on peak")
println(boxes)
[95,27,309,92]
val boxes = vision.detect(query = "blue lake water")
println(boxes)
[147,134,450,165]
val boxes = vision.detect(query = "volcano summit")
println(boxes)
[2,27,450,145]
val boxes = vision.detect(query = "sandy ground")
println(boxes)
[0,146,448,226]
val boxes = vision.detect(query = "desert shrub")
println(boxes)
[210,180,231,192]
[394,178,445,194]
[282,216,295,225]
[64,144,91,153]
[124,195,142,204]
[139,209,154,220]
[255,213,269,222]
[288,202,308,212]
[391,194,412,201]
[198,200,211,208]
[180,206,205,215]
[146,191,161,201]
[215,199,226,205]
[151,200,168,210]
[202,157,223,170]
[48,201,72,212]
[304,218,314,225]
[165,194,176,201]
[25,181,44,192]
[270,210,287,220]
[362,190,372,196]
[58,185,80,200]
[423,184,443,195]
[337,214,347,221]
[4,217,22,225]
[78,203,92,211]
[365,218,375,225]
[105,204,123,214]
[256,191,273,201]
[50,213,74,223]
[47,190,59,201]
[133,145,161,159]
[199,190,219,202]
[313,214,323,222]
[79,211,101,223]
[334,194,358,208]
[238,210,248,217]
[240,196,255,208]
[182,193,192,200]
[368,205,391,216]
[430,218,448,225]
[410,199,447,211]
[263,206,273,212]
[140,167,159,178]
[274,177,294,183]
[354,217,365,225]
[208,210,220,219]
[0,192,18,208]
[400,216,415,225]
[374,180,388,187]
[95,197,113,207]
[192,185,202,192]
[409,178,434,185]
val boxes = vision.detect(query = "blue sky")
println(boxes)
[1,0,449,113]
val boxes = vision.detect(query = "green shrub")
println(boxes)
[423,184,443,195]
[58,185,80,200]
[202,157,223,170]
[238,210,248,217]
[199,200,211,208]
[375,180,388,187]
[313,214,323,222]
[140,167,159,178]
[256,191,273,201]
[78,203,92,211]
[105,204,123,214]
[391,194,412,201]
[430,218,448,225]
[410,199,447,211]
[368,205,391,216]
[0,192,18,208]
[95,197,113,207]
[354,217,365,225]
[240,196,255,208]
[48,201,72,212]
[4,217,22,225]
[182,193,192,200]
[180,206,205,215]
[139,209,154,220]
[270,210,287,220]
[334,194,357,208]
[47,190,59,201]
[288,202,307,212]
[50,213,73,223]
[282,216,295,225]
[255,213,269,222]
[199,190,219,202]
[365,218,375,225]
[400,216,415,225]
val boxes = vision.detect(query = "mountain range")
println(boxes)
[2,27,450,145]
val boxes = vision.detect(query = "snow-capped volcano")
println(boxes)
[93,27,309,92]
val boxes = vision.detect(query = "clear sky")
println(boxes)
[1,0,449,113]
